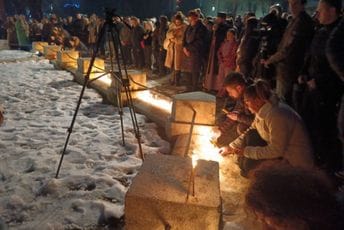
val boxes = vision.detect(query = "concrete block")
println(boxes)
[165,118,214,139]
[56,50,79,69]
[171,92,216,125]
[32,41,48,53]
[43,45,61,60]
[77,57,105,74]
[110,69,147,91]
[165,92,216,139]
[125,154,221,230]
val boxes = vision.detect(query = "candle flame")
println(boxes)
[192,126,223,163]
[192,154,198,168]
[136,90,172,113]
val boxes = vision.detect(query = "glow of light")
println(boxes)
[192,154,198,168]
[136,90,172,113]
[91,73,112,86]
[192,126,223,164]
[212,6,216,12]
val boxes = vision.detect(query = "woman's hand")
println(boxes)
[219,146,243,156]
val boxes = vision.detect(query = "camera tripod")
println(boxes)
[55,9,144,179]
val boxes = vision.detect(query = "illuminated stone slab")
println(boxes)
[110,69,147,91]
[32,41,48,53]
[43,45,61,60]
[56,50,79,69]
[77,57,105,74]
[125,154,221,230]
[166,92,216,138]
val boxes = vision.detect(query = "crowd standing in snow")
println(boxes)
[0,0,344,228]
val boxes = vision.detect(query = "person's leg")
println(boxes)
[239,129,268,177]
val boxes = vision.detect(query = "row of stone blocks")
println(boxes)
[32,42,147,94]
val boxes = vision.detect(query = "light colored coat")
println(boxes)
[164,22,188,71]
[230,99,314,169]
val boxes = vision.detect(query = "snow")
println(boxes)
[0,50,170,229]
[0,50,35,62]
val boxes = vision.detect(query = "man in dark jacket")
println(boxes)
[262,0,314,106]
[204,12,231,91]
[130,17,145,69]
[183,10,208,91]
[327,17,344,170]
[300,0,343,172]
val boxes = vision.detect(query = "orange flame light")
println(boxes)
[136,90,172,113]
[192,126,222,164]
[94,73,112,86]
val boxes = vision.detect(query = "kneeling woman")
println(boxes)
[220,80,314,175]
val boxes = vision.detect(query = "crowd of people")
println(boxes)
[1,0,344,228]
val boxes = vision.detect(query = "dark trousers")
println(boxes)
[133,47,144,68]
[143,46,152,69]
[158,49,167,75]
[238,129,268,177]
[122,45,133,65]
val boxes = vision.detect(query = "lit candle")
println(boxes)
[186,154,198,202]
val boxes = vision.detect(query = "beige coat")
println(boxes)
[164,22,188,71]
[230,99,314,169]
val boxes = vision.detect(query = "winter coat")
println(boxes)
[183,20,208,73]
[236,31,260,79]
[327,18,344,82]
[215,39,238,90]
[4,19,17,47]
[267,11,314,83]
[87,20,98,44]
[131,25,144,50]
[164,22,188,71]
[301,18,343,107]
[206,22,231,75]
[230,98,314,169]
[120,24,132,46]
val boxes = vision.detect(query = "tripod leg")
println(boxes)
[110,23,144,161]
[107,31,125,146]
[55,23,107,179]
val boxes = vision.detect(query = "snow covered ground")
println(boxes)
[0,50,170,229]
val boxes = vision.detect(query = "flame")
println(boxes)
[192,154,198,168]
[192,126,223,163]
[136,90,172,113]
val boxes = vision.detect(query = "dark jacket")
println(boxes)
[209,22,231,74]
[131,24,144,49]
[237,31,260,79]
[302,18,343,105]
[183,20,208,59]
[327,18,344,82]
[267,11,314,82]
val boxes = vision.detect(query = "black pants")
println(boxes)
[122,45,133,65]
[238,129,268,177]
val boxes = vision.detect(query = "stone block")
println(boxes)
[166,118,214,139]
[77,57,105,74]
[110,69,147,91]
[165,92,216,138]
[171,92,216,125]
[32,41,48,53]
[43,45,61,60]
[56,50,79,69]
[125,154,221,230]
